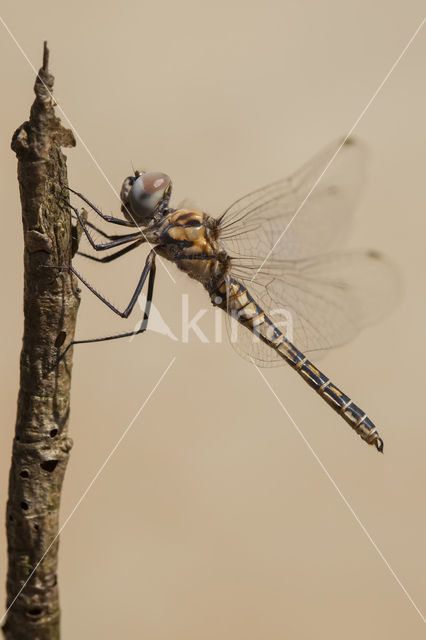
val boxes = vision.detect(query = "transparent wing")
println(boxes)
[217,137,399,366]
[224,250,400,367]
[219,137,367,262]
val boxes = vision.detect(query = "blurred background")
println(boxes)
[0,1,425,638]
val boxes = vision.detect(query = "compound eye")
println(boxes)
[142,172,171,196]
[129,171,172,221]
[120,176,134,204]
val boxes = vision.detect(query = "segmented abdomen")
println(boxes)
[212,277,383,452]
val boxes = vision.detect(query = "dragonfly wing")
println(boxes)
[224,250,400,367]
[219,137,367,262]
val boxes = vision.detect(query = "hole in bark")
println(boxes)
[16,436,20,441]
[55,330,66,348]
[20,470,30,479]
[40,460,58,472]
[34,523,39,530]
[9,515,14,521]
[50,428,58,437]
[27,607,42,617]
[21,502,29,510]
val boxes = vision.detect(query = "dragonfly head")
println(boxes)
[120,170,172,225]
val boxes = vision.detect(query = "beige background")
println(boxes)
[0,1,425,638]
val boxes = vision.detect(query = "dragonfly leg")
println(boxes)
[50,249,156,318]
[77,238,144,263]
[58,254,157,360]
[64,197,142,251]
[65,186,134,227]
[71,214,131,241]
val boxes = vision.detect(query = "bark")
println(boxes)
[3,42,79,640]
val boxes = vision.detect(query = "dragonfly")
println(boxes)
[58,137,398,453]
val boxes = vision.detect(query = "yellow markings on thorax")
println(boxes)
[167,225,206,243]
[165,211,215,257]
[167,226,186,241]
[168,209,204,224]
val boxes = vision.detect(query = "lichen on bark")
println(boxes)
[3,42,80,640]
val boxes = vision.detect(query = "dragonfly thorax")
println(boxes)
[148,209,229,287]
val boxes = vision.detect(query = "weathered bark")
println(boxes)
[3,43,79,640]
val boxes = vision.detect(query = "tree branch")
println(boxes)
[3,42,79,640]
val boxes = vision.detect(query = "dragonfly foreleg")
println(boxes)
[56,251,157,361]
[64,197,142,251]
[64,186,134,227]
[72,214,133,241]
[77,238,144,263]
[57,249,156,318]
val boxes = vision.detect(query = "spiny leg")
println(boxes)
[65,186,134,227]
[58,256,157,360]
[72,214,132,241]
[51,249,156,318]
[65,198,142,251]
[77,238,144,263]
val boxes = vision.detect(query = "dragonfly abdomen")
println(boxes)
[217,277,384,452]
[285,351,384,452]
